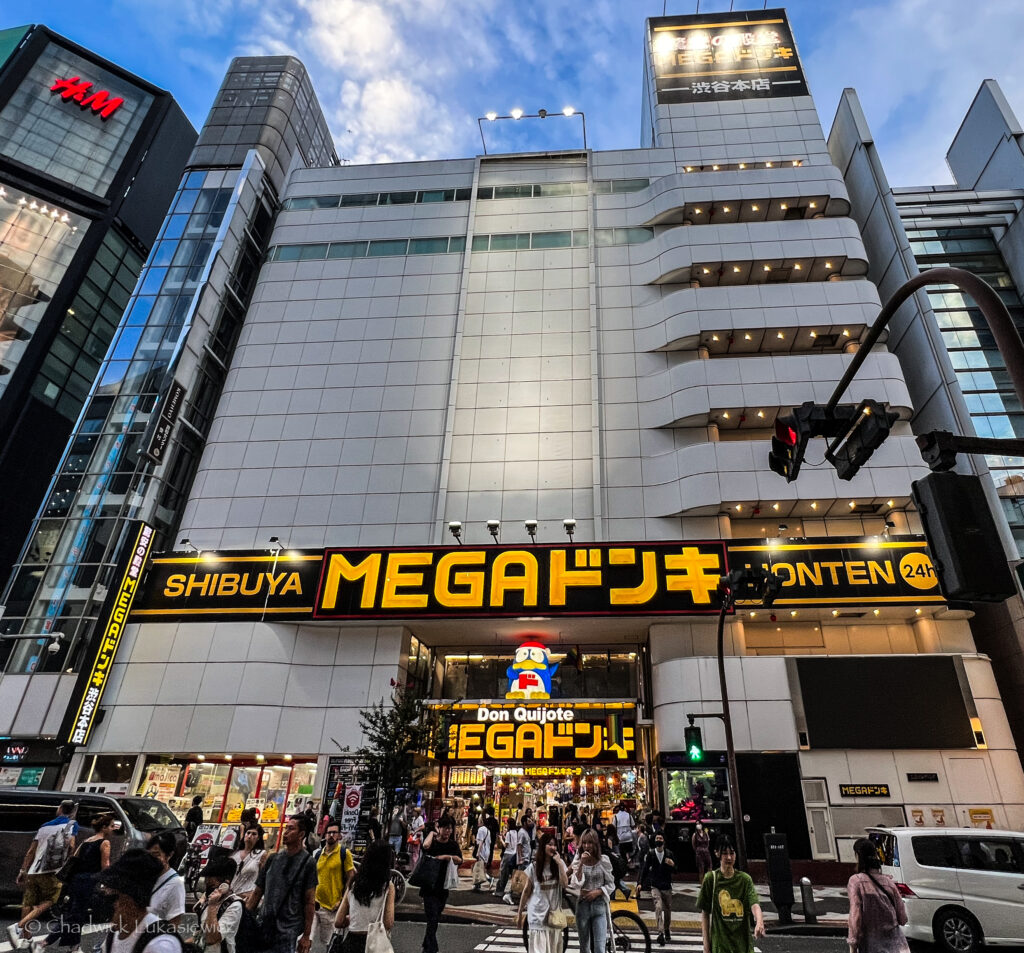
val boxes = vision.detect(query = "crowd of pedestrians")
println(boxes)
[7,796,913,953]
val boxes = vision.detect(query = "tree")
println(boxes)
[356,680,437,822]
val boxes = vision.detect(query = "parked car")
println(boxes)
[0,788,186,903]
[867,825,1024,952]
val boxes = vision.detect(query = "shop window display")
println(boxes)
[664,767,730,822]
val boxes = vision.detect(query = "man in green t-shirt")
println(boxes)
[697,838,765,953]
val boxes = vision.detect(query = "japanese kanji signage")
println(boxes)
[440,704,636,764]
[129,537,943,622]
[66,521,154,746]
[649,8,808,104]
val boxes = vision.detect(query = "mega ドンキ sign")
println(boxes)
[65,521,155,746]
[129,536,942,623]
[435,704,636,764]
[649,8,808,104]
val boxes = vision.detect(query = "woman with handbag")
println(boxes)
[569,830,614,953]
[516,833,569,953]
[34,813,117,951]
[417,816,462,953]
[847,838,910,953]
[333,842,395,953]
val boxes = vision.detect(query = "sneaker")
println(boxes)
[502,893,514,905]
[8,925,25,950]
[656,934,665,947]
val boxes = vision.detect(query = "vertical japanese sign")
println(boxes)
[649,8,808,104]
[65,521,155,746]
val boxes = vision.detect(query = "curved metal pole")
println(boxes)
[717,594,747,870]
[826,267,1024,412]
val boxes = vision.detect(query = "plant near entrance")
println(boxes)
[356,680,438,823]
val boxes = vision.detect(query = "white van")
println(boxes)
[866,826,1024,951]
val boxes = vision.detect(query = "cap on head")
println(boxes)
[97,848,163,907]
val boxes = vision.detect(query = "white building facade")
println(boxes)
[40,10,1024,865]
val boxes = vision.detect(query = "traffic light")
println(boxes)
[911,471,1017,603]
[825,400,899,481]
[769,414,805,482]
[685,724,705,763]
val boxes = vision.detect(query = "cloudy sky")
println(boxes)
[9,0,1024,185]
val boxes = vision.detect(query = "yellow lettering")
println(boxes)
[517,724,544,760]
[486,724,517,759]
[279,572,301,595]
[184,574,211,597]
[217,574,239,596]
[434,551,486,607]
[549,549,602,606]
[772,562,796,586]
[820,561,843,585]
[319,553,382,610]
[868,560,895,585]
[459,724,486,760]
[846,561,869,584]
[240,573,262,596]
[796,562,822,587]
[609,551,658,605]
[381,552,431,609]
[489,551,538,607]
[164,574,186,597]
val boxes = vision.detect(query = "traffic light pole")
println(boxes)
[716,594,748,871]
[826,267,1024,412]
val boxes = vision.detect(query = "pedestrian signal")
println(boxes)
[685,724,704,763]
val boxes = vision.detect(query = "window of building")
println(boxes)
[663,767,731,821]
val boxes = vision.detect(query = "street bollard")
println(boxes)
[800,876,818,924]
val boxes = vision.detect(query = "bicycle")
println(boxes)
[520,902,651,953]
[179,842,203,897]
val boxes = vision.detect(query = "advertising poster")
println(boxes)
[0,767,22,786]
[968,808,995,829]
[137,764,181,801]
[341,784,362,839]
[191,824,220,866]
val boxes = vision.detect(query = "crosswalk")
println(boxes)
[473,925,761,953]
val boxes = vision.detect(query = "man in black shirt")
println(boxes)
[185,796,204,841]
[483,805,500,873]
[366,806,383,842]
[639,832,676,946]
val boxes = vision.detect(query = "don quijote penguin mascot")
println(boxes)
[506,640,559,698]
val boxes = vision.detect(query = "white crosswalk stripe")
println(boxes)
[472,925,760,952]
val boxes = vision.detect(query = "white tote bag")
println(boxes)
[444,859,460,890]
[365,892,393,953]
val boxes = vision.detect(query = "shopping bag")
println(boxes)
[444,859,460,890]
[509,868,529,899]
[472,858,489,886]
[408,852,446,891]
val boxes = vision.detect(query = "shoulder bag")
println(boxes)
[365,891,393,953]
[408,850,446,891]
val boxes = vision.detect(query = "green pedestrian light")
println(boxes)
[685,723,704,763]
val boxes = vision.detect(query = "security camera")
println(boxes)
[487,519,500,530]
[47,638,62,655]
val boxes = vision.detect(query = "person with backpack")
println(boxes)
[613,802,636,870]
[638,830,676,946]
[8,800,79,950]
[493,817,522,905]
[194,855,242,953]
[147,833,186,927]
[847,837,910,953]
[311,820,353,953]
[247,816,318,953]
[95,849,182,953]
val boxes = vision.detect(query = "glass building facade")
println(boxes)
[903,223,1024,552]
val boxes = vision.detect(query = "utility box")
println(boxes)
[764,831,794,924]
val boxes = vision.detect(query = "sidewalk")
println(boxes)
[395,869,850,934]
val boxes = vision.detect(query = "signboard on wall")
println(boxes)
[649,8,808,104]
[130,537,943,623]
[65,521,155,746]
[439,704,636,764]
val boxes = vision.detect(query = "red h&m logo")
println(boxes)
[50,76,124,119]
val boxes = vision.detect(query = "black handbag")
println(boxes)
[408,852,446,891]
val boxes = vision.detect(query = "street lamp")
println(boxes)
[694,566,782,870]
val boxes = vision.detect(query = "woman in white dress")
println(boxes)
[516,832,569,953]
[229,824,267,901]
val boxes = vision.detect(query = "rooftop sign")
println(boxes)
[649,7,808,104]
[50,76,124,119]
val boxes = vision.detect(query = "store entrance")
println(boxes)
[443,763,650,847]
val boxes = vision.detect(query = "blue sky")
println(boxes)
[7,0,1024,185]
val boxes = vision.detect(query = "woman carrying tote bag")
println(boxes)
[516,833,569,953]
[334,841,396,953]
